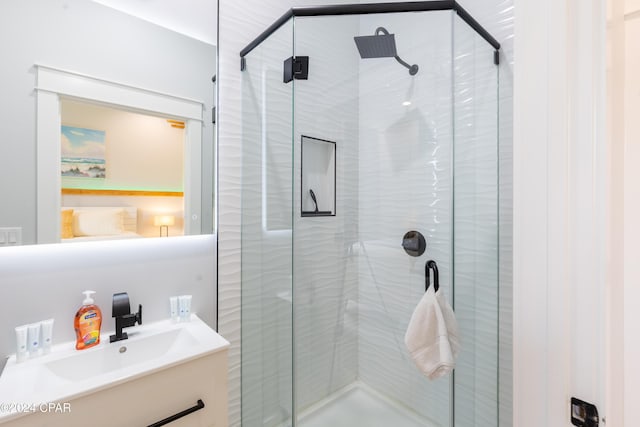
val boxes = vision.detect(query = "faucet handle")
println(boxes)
[112,292,131,318]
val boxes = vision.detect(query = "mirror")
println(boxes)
[60,99,188,240]
[0,1,217,245]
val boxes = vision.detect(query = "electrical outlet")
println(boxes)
[0,227,22,246]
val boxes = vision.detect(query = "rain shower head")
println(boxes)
[354,27,419,76]
[354,33,397,58]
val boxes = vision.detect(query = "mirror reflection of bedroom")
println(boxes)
[60,99,185,242]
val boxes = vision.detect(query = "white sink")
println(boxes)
[45,326,199,381]
[0,314,228,423]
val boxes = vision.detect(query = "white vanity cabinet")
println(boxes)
[0,316,229,427]
[2,350,227,427]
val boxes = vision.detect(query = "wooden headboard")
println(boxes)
[63,206,138,233]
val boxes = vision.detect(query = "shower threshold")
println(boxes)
[297,381,438,427]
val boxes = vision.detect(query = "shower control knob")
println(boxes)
[402,231,426,257]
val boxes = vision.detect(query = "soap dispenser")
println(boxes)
[74,290,102,350]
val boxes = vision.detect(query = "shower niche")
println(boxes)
[241,2,501,427]
[301,135,336,217]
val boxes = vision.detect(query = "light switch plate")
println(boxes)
[0,227,22,246]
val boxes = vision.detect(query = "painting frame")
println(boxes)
[61,125,106,180]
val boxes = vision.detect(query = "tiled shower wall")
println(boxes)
[292,15,361,413]
[356,11,454,425]
[218,1,513,426]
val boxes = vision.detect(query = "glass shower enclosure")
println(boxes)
[240,2,500,426]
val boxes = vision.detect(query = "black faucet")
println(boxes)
[110,292,142,343]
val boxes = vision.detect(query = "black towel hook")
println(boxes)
[309,189,319,213]
[425,260,439,293]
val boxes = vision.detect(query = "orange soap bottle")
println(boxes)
[74,290,102,350]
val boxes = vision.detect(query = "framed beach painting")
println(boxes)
[61,125,106,179]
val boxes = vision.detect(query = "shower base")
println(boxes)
[297,382,437,427]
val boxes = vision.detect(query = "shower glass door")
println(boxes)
[451,14,500,427]
[292,11,455,427]
[241,6,499,427]
[241,19,295,427]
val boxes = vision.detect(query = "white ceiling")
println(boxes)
[92,0,217,46]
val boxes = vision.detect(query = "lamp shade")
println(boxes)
[154,215,175,227]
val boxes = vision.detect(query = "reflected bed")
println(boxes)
[60,206,142,243]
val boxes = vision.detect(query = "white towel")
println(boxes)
[404,286,460,380]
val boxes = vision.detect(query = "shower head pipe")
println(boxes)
[372,27,419,76]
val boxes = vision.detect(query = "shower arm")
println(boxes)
[375,27,419,76]
[393,55,414,73]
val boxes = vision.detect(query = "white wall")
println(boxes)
[92,0,217,46]
[606,0,624,424]
[605,4,640,425]
[0,0,215,244]
[619,0,640,424]
[514,0,607,426]
[0,235,216,360]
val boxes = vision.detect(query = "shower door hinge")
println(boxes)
[283,56,309,83]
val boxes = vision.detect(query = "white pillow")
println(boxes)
[73,208,125,236]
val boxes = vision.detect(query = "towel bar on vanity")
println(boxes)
[425,260,439,293]
[147,399,205,427]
